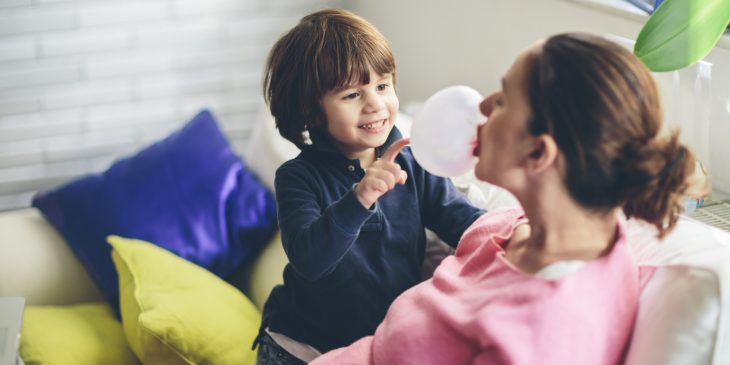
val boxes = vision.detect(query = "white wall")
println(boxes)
[1,0,726,209]
[350,0,730,199]
[0,0,343,211]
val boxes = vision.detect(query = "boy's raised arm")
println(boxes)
[274,163,376,280]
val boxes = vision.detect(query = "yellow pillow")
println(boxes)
[19,302,139,365]
[108,235,261,365]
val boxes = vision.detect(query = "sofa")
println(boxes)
[2,108,730,364]
[0,206,289,365]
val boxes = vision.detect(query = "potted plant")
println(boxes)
[633,0,730,71]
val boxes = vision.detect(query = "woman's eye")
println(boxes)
[377,83,390,91]
[343,92,359,100]
[493,96,504,107]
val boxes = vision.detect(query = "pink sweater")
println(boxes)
[312,208,639,365]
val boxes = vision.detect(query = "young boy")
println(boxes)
[254,9,484,364]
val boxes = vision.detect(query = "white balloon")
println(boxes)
[411,86,485,177]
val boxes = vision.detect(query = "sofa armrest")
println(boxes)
[626,216,730,364]
[0,208,102,305]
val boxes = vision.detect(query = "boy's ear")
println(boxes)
[525,134,559,175]
[309,108,328,129]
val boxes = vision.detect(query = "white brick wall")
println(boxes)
[0,0,345,210]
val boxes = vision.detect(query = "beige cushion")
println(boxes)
[0,208,101,305]
[247,232,288,311]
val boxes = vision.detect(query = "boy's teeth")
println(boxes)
[361,119,384,129]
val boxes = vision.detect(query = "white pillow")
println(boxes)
[243,106,301,193]
[625,216,730,364]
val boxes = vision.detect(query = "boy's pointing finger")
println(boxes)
[382,138,410,163]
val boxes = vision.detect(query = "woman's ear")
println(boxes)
[526,134,558,175]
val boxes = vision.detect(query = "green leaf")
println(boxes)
[634,0,730,72]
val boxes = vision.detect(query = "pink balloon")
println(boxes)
[411,86,485,177]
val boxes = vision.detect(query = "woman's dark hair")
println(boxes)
[263,9,396,148]
[524,33,703,237]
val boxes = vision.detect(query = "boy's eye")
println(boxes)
[343,92,359,100]
[377,83,390,91]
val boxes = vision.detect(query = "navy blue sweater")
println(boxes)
[260,127,484,352]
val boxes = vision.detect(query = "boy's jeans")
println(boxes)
[256,332,308,365]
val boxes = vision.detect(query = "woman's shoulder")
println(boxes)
[463,208,525,241]
[457,207,525,255]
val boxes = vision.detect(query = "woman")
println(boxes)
[311,33,704,365]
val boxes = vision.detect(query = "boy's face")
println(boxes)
[320,67,398,160]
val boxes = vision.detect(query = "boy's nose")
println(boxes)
[364,93,385,112]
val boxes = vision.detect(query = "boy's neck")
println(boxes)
[347,148,377,169]
[316,129,380,169]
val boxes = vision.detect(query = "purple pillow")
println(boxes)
[32,110,277,313]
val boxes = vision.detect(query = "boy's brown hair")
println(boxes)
[263,9,396,148]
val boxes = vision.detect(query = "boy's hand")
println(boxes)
[355,138,410,209]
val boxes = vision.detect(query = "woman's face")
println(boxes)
[473,46,537,189]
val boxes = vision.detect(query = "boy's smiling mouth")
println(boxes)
[359,118,388,131]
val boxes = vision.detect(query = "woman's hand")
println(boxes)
[355,138,410,209]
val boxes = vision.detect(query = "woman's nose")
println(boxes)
[479,96,493,117]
